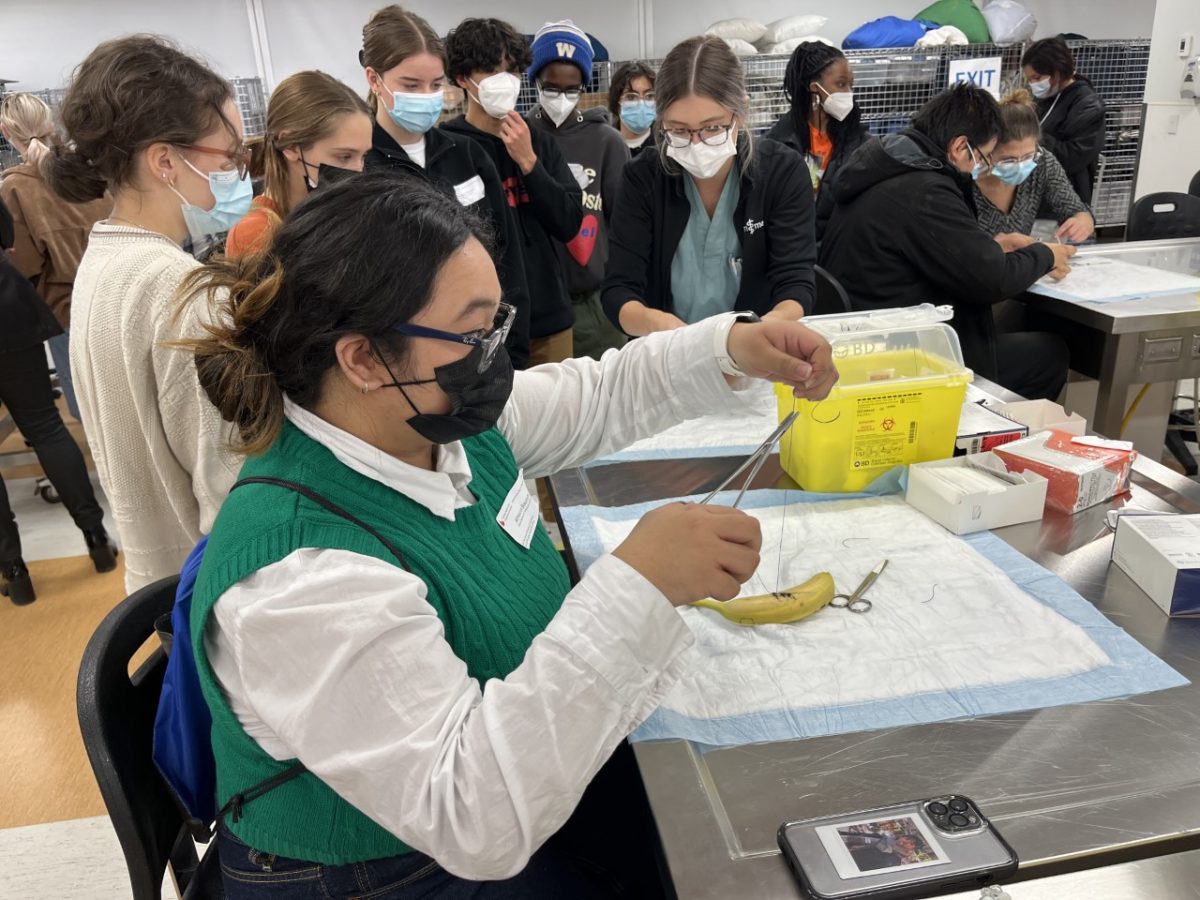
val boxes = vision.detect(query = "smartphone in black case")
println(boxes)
[778,795,1017,899]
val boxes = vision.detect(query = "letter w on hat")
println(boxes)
[530,19,595,83]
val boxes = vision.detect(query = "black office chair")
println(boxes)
[1125,192,1200,242]
[77,576,222,900]
[813,265,852,316]
[1189,169,1200,199]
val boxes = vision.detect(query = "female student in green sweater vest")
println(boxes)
[182,171,836,898]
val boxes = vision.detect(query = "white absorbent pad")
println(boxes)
[561,491,1187,746]
[593,380,777,465]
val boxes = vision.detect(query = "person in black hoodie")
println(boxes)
[1022,38,1106,206]
[0,198,117,605]
[444,17,584,365]
[527,20,631,360]
[360,5,532,369]
[820,84,1076,401]
[768,41,869,243]
[603,36,816,337]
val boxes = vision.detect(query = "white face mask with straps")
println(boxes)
[815,84,855,122]
[667,136,737,180]
[470,72,522,119]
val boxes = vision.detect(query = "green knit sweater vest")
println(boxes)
[190,421,571,864]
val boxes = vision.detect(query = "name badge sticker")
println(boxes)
[496,469,539,549]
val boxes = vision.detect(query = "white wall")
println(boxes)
[1,0,1155,92]
[0,0,258,90]
[1134,0,1200,197]
[259,0,643,90]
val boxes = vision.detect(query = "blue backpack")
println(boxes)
[151,478,410,840]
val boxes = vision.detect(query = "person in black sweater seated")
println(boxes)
[443,17,584,365]
[767,41,869,243]
[602,36,815,337]
[819,84,1076,401]
[1022,37,1106,207]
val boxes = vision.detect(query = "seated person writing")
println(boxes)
[975,89,1094,247]
[819,84,1074,401]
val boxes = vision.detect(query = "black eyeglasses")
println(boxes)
[663,121,735,149]
[538,84,583,102]
[392,303,515,373]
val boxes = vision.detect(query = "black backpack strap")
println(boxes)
[232,476,411,570]
[210,477,412,834]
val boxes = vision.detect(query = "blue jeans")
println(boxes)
[47,331,79,421]
[217,744,665,899]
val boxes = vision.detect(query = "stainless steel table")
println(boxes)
[1023,237,1200,440]
[548,382,1200,898]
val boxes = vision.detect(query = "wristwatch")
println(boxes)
[716,312,762,377]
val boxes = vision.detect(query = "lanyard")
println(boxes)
[1038,93,1062,127]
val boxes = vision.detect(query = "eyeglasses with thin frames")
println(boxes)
[620,91,656,104]
[392,303,515,374]
[537,83,583,102]
[175,143,252,179]
[663,122,735,149]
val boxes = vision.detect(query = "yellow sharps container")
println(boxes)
[774,306,973,493]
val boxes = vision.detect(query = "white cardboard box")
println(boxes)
[956,401,1029,454]
[1111,514,1200,616]
[906,454,1049,535]
[988,399,1087,436]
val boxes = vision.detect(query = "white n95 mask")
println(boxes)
[471,73,522,119]
[667,136,737,180]
[818,86,855,122]
[538,89,578,127]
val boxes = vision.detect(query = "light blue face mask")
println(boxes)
[992,158,1038,186]
[172,155,253,255]
[620,99,656,134]
[966,142,986,182]
[385,90,444,135]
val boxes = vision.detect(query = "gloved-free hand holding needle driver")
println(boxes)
[699,411,799,509]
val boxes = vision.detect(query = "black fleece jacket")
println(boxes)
[819,128,1055,382]
[766,115,869,243]
[601,137,816,330]
[1036,80,1106,206]
[442,116,584,339]
[364,122,531,369]
[1,198,60,354]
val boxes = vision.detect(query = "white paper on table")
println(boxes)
[1030,257,1200,304]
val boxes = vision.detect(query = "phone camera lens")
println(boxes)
[928,802,948,816]
[949,799,969,813]
[949,813,970,827]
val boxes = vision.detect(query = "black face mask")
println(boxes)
[300,152,359,192]
[383,342,514,444]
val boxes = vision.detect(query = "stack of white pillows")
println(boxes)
[704,15,831,57]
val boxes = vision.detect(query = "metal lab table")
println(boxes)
[1024,237,1200,441]
[548,404,1200,898]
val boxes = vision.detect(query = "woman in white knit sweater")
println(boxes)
[46,36,253,591]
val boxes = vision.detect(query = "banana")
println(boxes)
[691,572,837,626]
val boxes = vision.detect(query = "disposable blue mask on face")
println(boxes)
[620,99,656,134]
[385,90,444,134]
[170,154,253,254]
[965,142,986,182]
[992,158,1038,186]
[1029,78,1053,99]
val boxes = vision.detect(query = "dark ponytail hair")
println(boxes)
[177,171,493,455]
[782,41,862,158]
[1022,37,1092,88]
[45,35,234,203]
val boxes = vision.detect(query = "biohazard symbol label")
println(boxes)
[881,418,896,431]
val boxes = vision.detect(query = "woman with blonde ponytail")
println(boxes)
[225,71,372,258]
[0,93,110,419]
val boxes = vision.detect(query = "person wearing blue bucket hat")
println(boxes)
[528,20,631,360]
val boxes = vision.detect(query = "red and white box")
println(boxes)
[993,429,1137,514]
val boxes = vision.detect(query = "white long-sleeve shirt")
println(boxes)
[206,315,754,879]
[71,224,242,591]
